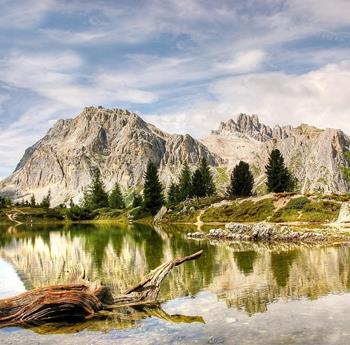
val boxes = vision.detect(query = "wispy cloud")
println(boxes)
[0,101,67,176]
[147,60,350,138]
[0,0,55,28]
[0,51,157,106]
[1,0,350,176]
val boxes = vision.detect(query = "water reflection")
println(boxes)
[0,223,350,321]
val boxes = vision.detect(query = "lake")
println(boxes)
[0,223,350,344]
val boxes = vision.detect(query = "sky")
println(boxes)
[1,0,350,177]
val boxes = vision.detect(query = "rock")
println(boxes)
[188,222,341,243]
[1,109,350,205]
[208,336,225,344]
[154,206,168,224]
[202,114,350,194]
[0,107,222,206]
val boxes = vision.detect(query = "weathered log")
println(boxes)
[0,250,203,328]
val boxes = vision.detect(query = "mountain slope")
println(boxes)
[202,114,350,194]
[1,108,350,206]
[0,107,222,205]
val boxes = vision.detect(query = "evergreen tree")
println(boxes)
[265,149,291,193]
[30,194,36,207]
[199,158,216,196]
[178,162,192,201]
[191,158,216,198]
[143,161,164,215]
[191,169,205,198]
[109,182,125,209]
[83,169,109,210]
[66,199,93,221]
[167,181,180,206]
[40,190,51,208]
[132,193,143,208]
[227,161,254,197]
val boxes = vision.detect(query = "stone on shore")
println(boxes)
[187,222,344,243]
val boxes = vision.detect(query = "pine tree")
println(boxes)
[191,169,205,198]
[199,158,216,196]
[167,182,180,206]
[132,193,143,208]
[30,194,36,207]
[178,162,192,201]
[265,149,291,193]
[40,190,51,208]
[143,161,164,215]
[227,161,254,197]
[83,169,109,210]
[109,182,125,209]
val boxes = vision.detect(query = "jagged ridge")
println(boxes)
[0,107,222,205]
[1,108,350,205]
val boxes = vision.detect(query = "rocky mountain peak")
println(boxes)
[213,113,291,141]
[1,106,221,205]
[2,107,350,205]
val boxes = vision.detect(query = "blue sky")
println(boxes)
[1,0,350,177]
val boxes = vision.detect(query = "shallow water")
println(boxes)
[0,223,350,344]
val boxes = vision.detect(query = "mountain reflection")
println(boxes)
[0,224,350,318]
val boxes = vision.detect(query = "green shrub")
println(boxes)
[128,207,150,221]
[202,198,274,223]
[271,198,340,223]
[285,197,310,210]
[66,205,94,221]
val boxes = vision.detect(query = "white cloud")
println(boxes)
[0,51,157,107]
[217,50,266,73]
[0,0,55,28]
[286,0,350,28]
[145,60,350,138]
[0,102,67,175]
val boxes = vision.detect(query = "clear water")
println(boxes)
[0,223,350,344]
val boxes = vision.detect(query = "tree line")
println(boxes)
[226,148,296,197]
[68,157,217,217]
[140,148,295,215]
[0,148,295,218]
[0,191,52,209]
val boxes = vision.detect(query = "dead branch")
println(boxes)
[0,250,203,328]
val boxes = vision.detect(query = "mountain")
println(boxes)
[202,114,350,194]
[0,107,221,205]
[1,108,350,206]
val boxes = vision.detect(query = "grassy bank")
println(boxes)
[0,205,155,226]
[0,193,347,226]
[162,194,344,225]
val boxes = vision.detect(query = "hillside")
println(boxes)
[1,107,350,206]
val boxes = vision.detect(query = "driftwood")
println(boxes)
[0,250,203,328]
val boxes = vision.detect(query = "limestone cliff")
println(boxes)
[203,114,350,194]
[0,107,221,205]
[1,108,350,205]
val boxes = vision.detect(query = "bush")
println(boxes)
[128,207,150,221]
[271,198,340,223]
[201,198,274,223]
[66,205,94,221]
[285,197,310,210]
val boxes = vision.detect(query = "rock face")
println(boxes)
[202,114,350,194]
[1,108,350,206]
[0,107,221,206]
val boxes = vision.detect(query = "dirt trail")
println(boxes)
[195,209,205,230]
[194,200,233,230]
[6,208,25,225]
